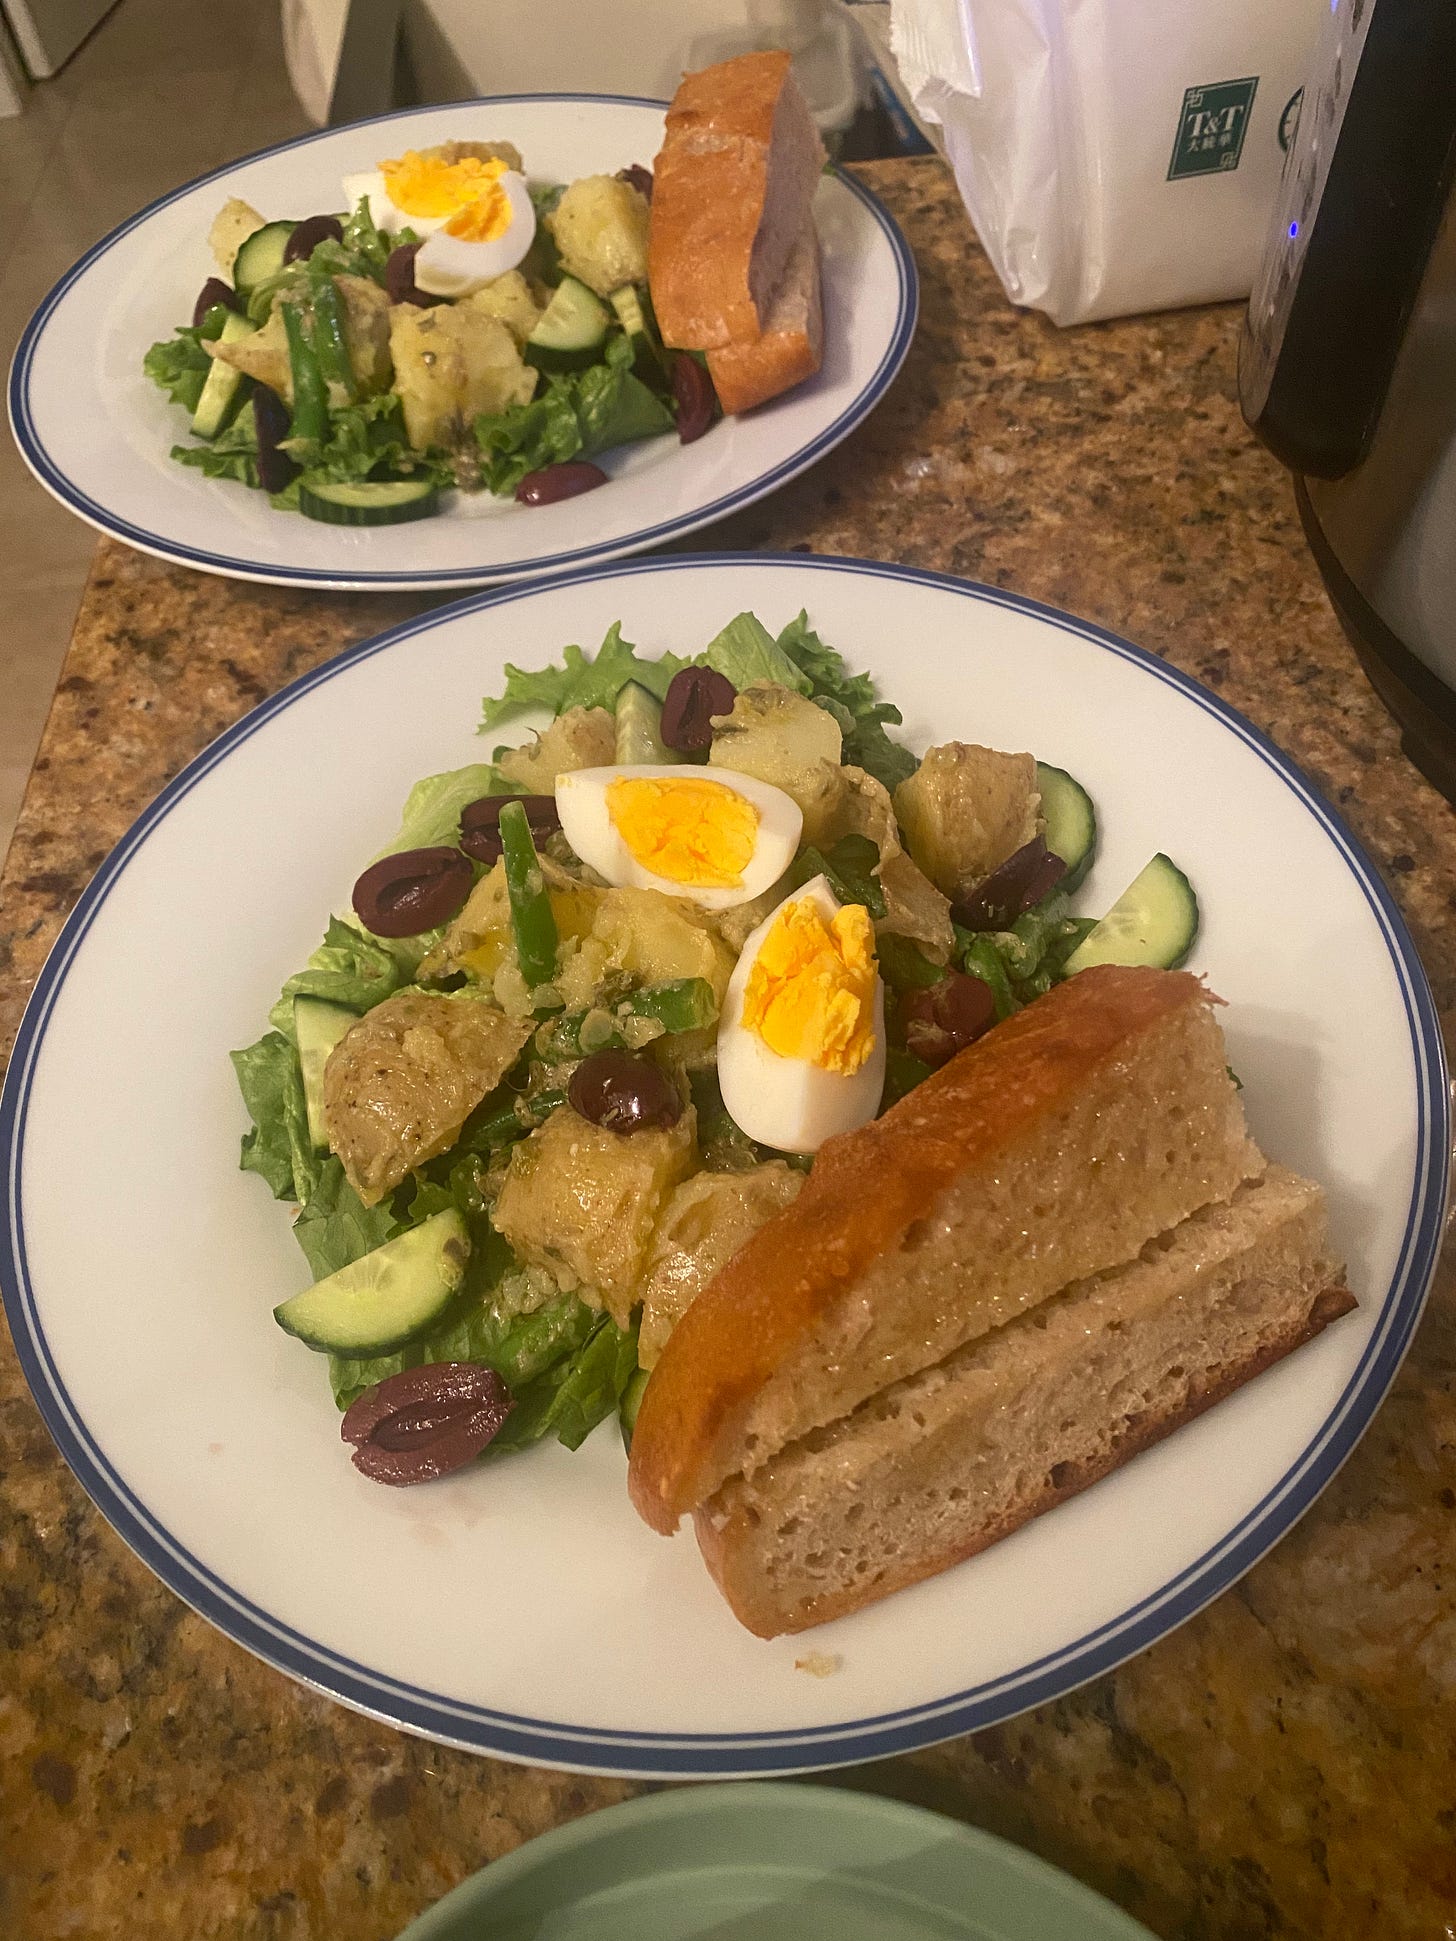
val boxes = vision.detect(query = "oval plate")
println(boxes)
[6,99,916,591]
[1,555,1445,1777]
[395,1784,1160,1939]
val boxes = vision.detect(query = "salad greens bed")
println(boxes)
[144,176,682,523]
[234,611,1193,1464]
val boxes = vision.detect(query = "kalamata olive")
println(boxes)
[283,213,344,263]
[617,163,653,201]
[568,1048,682,1133]
[342,1363,514,1485]
[672,353,717,445]
[385,241,432,306]
[352,845,473,937]
[660,665,737,756]
[252,387,297,495]
[952,836,1067,932]
[459,793,561,864]
[192,276,240,327]
[901,971,998,1068]
[515,461,610,506]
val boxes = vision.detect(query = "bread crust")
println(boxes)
[707,225,823,413]
[628,965,1226,1533]
[695,1280,1357,1636]
[649,52,822,349]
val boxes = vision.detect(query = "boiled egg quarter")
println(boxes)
[717,874,886,1153]
[555,766,802,911]
[340,150,537,294]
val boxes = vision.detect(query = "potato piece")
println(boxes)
[497,706,617,791]
[428,138,524,175]
[546,174,650,296]
[493,1103,697,1324]
[638,1163,803,1368]
[805,763,954,957]
[208,308,291,401]
[334,274,393,394]
[209,198,265,276]
[464,271,543,346]
[589,888,735,1000]
[708,683,842,818]
[389,301,536,452]
[893,744,1042,899]
[322,993,531,1206]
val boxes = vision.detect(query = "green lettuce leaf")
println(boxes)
[230,1031,319,1204]
[327,1287,604,1419]
[700,612,812,694]
[775,611,917,791]
[377,763,503,855]
[144,326,215,414]
[491,1313,638,1453]
[172,408,261,487]
[474,384,583,495]
[267,917,404,1038]
[287,391,443,488]
[290,1157,399,1280]
[572,346,674,457]
[480,621,689,730]
[472,338,674,497]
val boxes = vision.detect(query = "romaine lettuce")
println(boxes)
[700,612,812,694]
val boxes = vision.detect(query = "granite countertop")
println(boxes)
[2,158,1454,1941]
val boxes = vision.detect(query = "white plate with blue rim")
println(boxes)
[1,554,1445,1777]
[6,99,916,592]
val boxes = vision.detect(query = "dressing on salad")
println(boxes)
[145,140,694,526]
[233,611,1198,1483]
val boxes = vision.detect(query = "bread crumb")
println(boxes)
[793,1652,842,1678]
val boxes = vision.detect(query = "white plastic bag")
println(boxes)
[890,0,1327,324]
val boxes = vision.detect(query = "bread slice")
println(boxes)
[696,1166,1354,1636]
[706,220,823,414]
[628,966,1262,1533]
[649,51,825,350]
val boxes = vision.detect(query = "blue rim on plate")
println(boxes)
[6,97,919,590]
[2,554,1446,1776]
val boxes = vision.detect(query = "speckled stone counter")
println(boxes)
[2,159,1454,1941]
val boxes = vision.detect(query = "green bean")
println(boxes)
[281,303,327,443]
[626,977,718,1035]
[309,277,356,403]
[498,798,558,988]
[877,934,945,992]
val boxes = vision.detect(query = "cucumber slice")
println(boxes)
[190,310,257,439]
[294,996,356,1151]
[609,284,666,384]
[525,276,611,373]
[619,1366,650,1453]
[1062,854,1199,974]
[1037,762,1097,892]
[615,681,673,763]
[298,477,439,526]
[233,219,297,297]
[274,1210,469,1355]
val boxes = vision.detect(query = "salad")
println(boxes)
[143,141,710,528]
[232,612,1198,1482]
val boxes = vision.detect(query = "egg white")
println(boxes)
[555,765,803,911]
[717,875,887,1154]
[413,172,536,297]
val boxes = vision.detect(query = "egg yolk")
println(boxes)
[606,776,760,889]
[378,151,509,229]
[742,898,878,1074]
